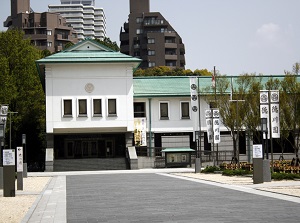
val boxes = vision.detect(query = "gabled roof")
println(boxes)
[36,39,141,67]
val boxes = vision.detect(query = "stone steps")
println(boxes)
[54,158,128,171]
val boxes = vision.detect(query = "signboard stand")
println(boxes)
[17,147,23,190]
[253,144,263,184]
[3,149,15,197]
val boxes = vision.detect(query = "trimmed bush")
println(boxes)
[201,166,221,173]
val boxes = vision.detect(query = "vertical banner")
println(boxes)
[213,109,221,143]
[17,147,23,172]
[270,90,280,138]
[134,118,147,146]
[260,90,270,138]
[205,110,213,143]
[190,77,199,140]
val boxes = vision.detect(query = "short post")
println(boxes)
[17,147,23,190]
[0,124,5,189]
[3,148,15,197]
[22,134,27,178]
[253,144,263,184]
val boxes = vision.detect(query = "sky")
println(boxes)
[1,0,300,76]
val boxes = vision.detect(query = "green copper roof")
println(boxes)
[133,75,295,98]
[36,39,141,66]
[161,148,195,153]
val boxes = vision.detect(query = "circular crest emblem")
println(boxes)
[260,94,268,103]
[85,83,94,93]
[191,95,197,101]
[191,84,197,90]
[192,106,198,112]
[271,92,279,102]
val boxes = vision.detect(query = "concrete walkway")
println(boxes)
[22,168,300,222]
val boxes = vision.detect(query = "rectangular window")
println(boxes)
[78,99,87,116]
[160,102,169,120]
[136,29,143,34]
[148,62,155,67]
[181,102,190,119]
[93,99,102,116]
[136,17,143,23]
[108,99,117,116]
[148,38,155,44]
[63,99,72,116]
[148,50,155,56]
[134,102,146,117]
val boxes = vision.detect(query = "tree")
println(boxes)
[0,29,45,166]
[95,37,120,51]
[280,73,300,156]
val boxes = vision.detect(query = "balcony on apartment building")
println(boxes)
[55,33,72,41]
[143,19,167,27]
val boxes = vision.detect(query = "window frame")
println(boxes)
[77,98,88,117]
[134,102,146,118]
[107,98,117,117]
[92,98,102,117]
[62,98,73,117]
[159,101,169,120]
[180,101,190,119]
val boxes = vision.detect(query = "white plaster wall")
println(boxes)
[135,97,227,133]
[46,63,134,133]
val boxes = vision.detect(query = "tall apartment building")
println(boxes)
[4,0,78,52]
[120,0,186,69]
[48,0,106,41]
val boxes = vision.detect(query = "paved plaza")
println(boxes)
[22,169,300,223]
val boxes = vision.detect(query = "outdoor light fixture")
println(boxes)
[0,123,4,139]
[261,118,268,159]
[261,118,268,133]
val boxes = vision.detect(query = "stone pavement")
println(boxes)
[22,168,300,223]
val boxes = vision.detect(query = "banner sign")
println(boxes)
[17,147,23,172]
[134,118,147,146]
[213,109,221,144]
[205,110,213,143]
[270,90,280,138]
[190,77,199,140]
[260,90,270,138]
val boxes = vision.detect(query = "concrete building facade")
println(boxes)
[120,0,186,69]
[4,0,78,52]
[48,0,106,41]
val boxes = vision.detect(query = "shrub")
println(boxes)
[201,165,221,173]
[271,172,300,180]
[222,169,252,176]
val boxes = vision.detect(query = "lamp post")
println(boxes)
[0,123,4,167]
[261,118,268,159]
[261,117,271,182]
[22,134,27,178]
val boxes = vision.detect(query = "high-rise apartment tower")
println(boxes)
[120,0,185,69]
[49,0,106,41]
[4,0,78,52]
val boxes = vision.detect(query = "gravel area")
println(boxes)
[0,177,51,223]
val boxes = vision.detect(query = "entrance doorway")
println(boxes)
[64,139,115,158]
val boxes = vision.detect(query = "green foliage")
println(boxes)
[222,169,252,176]
[201,165,221,173]
[0,29,45,163]
[64,42,75,50]
[133,67,212,76]
[94,37,120,52]
[271,172,300,180]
